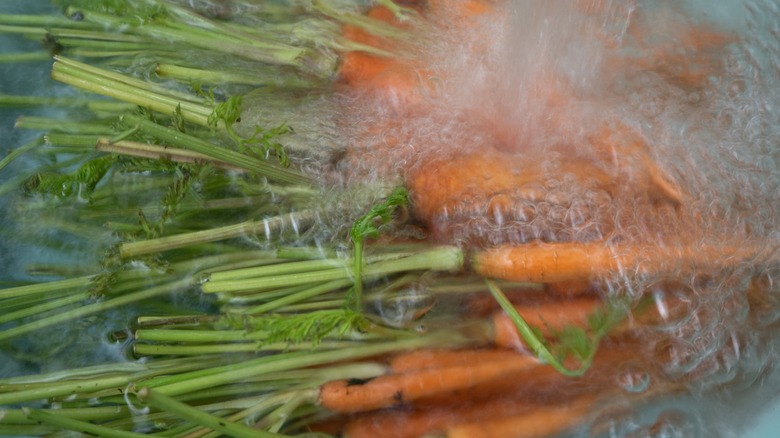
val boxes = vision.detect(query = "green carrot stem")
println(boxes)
[0,276,91,300]
[203,246,462,294]
[14,116,115,134]
[51,67,211,126]
[0,136,42,172]
[44,133,102,148]
[134,388,285,438]
[0,278,190,343]
[0,14,97,29]
[141,335,463,397]
[208,259,349,282]
[67,7,310,70]
[135,328,268,343]
[0,292,89,325]
[0,52,51,62]
[239,279,352,314]
[0,375,134,406]
[22,409,146,438]
[54,56,207,105]
[121,115,313,185]
[95,139,241,170]
[485,279,593,377]
[119,210,315,258]
[134,340,360,356]
[0,406,129,425]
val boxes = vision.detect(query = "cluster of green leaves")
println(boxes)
[209,95,292,167]
[24,154,117,200]
[53,0,168,24]
[347,187,410,310]
[224,309,367,347]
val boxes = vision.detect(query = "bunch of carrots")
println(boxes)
[298,1,772,437]
[0,1,773,438]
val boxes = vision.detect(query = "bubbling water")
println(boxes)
[332,0,780,435]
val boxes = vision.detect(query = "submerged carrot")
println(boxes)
[318,353,538,413]
[491,298,600,349]
[443,395,595,438]
[388,347,533,373]
[472,241,765,283]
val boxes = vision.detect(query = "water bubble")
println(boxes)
[368,282,436,329]
[588,403,640,438]
[641,279,698,333]
[643,409,703,438]
[616,362,652,393]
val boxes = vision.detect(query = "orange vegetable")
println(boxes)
[387,347,530,373]
[318,352,538,413]
[471,241,764,284]
[443,395,594,438]
[491,298,599,349]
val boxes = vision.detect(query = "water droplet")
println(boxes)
[616,362,651,393]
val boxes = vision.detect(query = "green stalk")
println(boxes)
[485,279,594,377]
[0,52,50,62]
[141,335,463,397]
[0,292,89,325]
[23,409,146,438]
[208,259,349,282]
[119,211,315,258]
[135,329,268,343]
[95,139,241,170]
[14,116,115,134]
[0,278,190,343]
[121,115,313,185]
[67,7,311,71]
[134,340,360,356]
[239,279,352,314]
[0,375,134,406]
[54,56,207,105]
[135,388,284,438]
[52,64,212,126]
[0,276,91,300]
[0,136,42,172]
[0,14,98,29]
[202,246,462,294]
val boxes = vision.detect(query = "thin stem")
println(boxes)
[0,136,43,172]
[135,388,285,438]
[122,115,313,185]
[485,279,592,377]
[119,211,314,258]
[0,278,190,343]
[23,409,147,438]
[141,335,464,397]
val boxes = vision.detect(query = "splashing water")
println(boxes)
[331,0,780,436]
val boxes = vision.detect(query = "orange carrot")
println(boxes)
[491,298,600,349]
[318,353,538,413]
[443,395,594,438]
[471,241,765,284]
[388,347,533,373]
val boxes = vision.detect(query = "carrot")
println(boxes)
[318,352,538,413]
[388,347,533,373]
[491,298,599,349]
[471,241,765,284]
[405,150,617,244]
[443,394,595,438]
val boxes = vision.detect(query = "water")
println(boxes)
[2,1,780,436]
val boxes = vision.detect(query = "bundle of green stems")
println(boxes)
[0,1,637,436]
[0,2,488,436]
